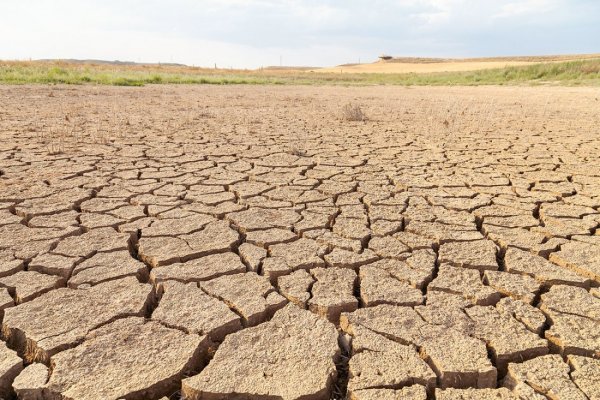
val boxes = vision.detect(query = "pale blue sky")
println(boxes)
[1,0,598,68]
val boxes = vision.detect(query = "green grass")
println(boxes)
[1,58,600,86]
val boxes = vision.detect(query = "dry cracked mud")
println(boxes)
[0,84,599,399]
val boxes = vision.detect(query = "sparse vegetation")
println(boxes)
[341,103,367,121]
[1,58,600,86]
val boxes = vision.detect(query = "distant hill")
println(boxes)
[262,66,318,71]
[375,54,600,64]
[36,59,188,67]
[318,53,600,74]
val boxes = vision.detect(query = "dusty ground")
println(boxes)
[0,84,599,399]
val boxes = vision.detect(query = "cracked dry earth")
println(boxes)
[0,84,599,400]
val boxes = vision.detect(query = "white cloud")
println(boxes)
[0,0,598,67]
[494,0,558,18]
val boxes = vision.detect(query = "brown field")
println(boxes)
[316,53,600,74]
[0,84,599,399]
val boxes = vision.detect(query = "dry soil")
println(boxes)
[0,84,599,399]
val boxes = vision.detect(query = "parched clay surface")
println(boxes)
[0,84,599,399]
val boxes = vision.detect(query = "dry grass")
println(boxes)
[328,54,600,74]
[1,58,600,86]
[341,103,367,121]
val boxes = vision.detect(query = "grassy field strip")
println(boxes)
[1,58,599,86]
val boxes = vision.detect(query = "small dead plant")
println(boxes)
[341,103,367,122]
[46,141,64,155]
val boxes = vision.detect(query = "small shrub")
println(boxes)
[112,77,144,86]
[341,103,366,121]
